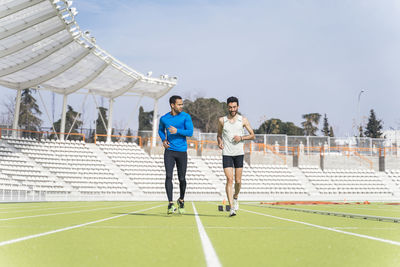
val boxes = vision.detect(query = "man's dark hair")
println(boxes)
[169,95,182,105]
[227,96,239,105]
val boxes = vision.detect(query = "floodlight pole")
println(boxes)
[12,88,22,138]
[60,94,68,140]
[106,98,114,143]
[152,98,159,147]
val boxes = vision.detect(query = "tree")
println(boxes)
[96,106,108,141]
[321,114,330,136]
[256,118,281,134]
[301,113,321,136]
[138,106,153,131]
[19,89,42,131]
[52,105,83,139]
[88,129,95,143]
[256,118,303,135]
[358,125,364,137]
[281,122,304,136]
[329,126,334,137]
[364,109,383,138]
[126,128,133,142]
[183,98,226,132]
[1,95,15,127]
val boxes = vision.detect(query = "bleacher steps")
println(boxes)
[377,172,400,197]
[86,144,144,197]
[189,156,224,196]
[1,139,74,194]
[290,167,319,196]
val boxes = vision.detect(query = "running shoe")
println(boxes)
[229,209,236,217]
[177,199,185,214]
[167,203,176,214]
[233,198,239,211]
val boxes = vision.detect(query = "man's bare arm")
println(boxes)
[242,117,255,141]
[217,117,224,149]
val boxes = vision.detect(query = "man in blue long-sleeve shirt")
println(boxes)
[158,95,193,214]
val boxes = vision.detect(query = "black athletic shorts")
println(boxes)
[222,155,244,168]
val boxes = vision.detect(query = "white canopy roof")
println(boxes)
[0,0,176,99]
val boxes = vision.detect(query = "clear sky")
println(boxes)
[1,0,399,136]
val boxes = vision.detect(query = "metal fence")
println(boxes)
[4,126,398,154]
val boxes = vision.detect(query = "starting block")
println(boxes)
[225,205,230,211]
[218,205,223,211]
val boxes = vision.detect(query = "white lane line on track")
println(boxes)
[0,204,163,247]
[0,225,397,231]
[0,203,89,210]
[242,208,400,246]
[192,202,222,267]
[0,205,45,210]
[0,202,155,221]
[0,203,112,214]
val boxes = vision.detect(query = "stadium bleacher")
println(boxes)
[203,156,308,200]
[1,137,399,201]
[300,165,392,196]
[1,137,130,200]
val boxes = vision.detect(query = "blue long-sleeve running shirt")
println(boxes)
[158,111,193,152]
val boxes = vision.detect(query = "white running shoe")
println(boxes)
[233,198,239,211]
[229,209,236,217]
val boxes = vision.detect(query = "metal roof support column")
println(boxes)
[106,98,114,143]
[60,94,68,140]
[12,88,22,137]
[152,98,159,147]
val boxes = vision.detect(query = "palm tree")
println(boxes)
[301,113,321,136]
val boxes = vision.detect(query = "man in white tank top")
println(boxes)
[217,96,255,216]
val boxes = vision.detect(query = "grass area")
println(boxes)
[0,202,399,266]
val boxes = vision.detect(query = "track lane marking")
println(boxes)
[0,204,163,247]
[0,203,113,214]
[0,203,93,210]
[192,202,222,267]
[0,202,155,221]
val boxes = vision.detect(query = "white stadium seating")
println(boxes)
[300,165,392,196]
[0,138,399,201]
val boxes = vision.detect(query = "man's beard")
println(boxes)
[229,111,237,116]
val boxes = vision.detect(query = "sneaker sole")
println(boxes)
[167,208,176,214]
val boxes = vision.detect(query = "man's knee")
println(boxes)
[226,177,234,185]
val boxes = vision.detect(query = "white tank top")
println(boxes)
[222,115,244,156]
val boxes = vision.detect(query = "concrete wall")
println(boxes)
[200,149,222,157]
[144,146,197,157]
[245,151,287,166]
[386,156,400,170]
[297,154,381,171]
[324,155,374,170]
